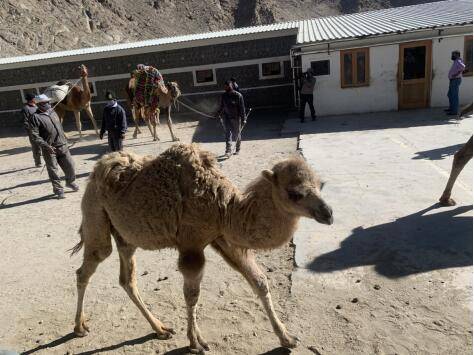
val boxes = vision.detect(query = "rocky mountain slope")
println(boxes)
[0,0,436,58]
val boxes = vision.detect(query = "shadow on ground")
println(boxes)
[309,204,473,278]
[413,143,464,160]
[284,109,464,136]
[191,110,293,144]
[0,172,90,193]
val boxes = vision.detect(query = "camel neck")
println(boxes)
[225,178,299,250]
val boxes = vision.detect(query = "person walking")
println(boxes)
[217,81,246,158]
[21,93,42,167]
[29,94,78,199]
[446,50,466,116]
[299,68,316,122]
[99,91,127,152]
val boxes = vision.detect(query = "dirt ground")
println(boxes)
[0,110,472,355]
[0,113,299,355]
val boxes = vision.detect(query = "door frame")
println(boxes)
[398,40,432,109]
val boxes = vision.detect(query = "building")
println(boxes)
[294,0,473,116]
[0,0,472,127]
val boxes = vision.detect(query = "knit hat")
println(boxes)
[35,94,51,103]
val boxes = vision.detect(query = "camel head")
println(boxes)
[79,65,88,78]
[166,81,181,100]
[262,158,333,225]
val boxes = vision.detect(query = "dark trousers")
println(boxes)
[300,94,316,121]
[223,117,241,153]
[447,78,462,114]
[107,131,123,152]
[42,144,76,194]
[26,130,42,166]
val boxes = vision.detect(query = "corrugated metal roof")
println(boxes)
[0,0,471,66]
[297,0,473,44]
[0,21,299,66]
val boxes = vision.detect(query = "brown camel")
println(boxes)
[439,135,473,206]
[55,65,99,138]
[71,143,333,353]
[125,76,180,142]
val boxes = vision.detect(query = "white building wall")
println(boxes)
[301,45,399,116]
[300,34,472,116]
[432,35,473,107]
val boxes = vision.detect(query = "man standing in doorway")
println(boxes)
[21,93,42,167]
[100,91,127,152]
[299,68,316,122]
[217,81,246,158]
[29,94,78,199]
[446,50,466,116]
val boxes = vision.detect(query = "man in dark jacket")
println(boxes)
[100,91,127,152]
[21,93,42,167]
[29,94,78,199]
[217,81,246,158]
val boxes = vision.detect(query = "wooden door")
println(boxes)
[398,40,432,109]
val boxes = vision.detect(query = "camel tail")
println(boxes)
[69,225,84,256]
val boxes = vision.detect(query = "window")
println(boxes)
[340,48,370,88]
[260,61,283,79]
[193,69,216,86]
[310,60,330,76]
[464,35,473,76]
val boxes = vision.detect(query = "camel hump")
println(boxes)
[91,151,152,192]
[161,143,217,171]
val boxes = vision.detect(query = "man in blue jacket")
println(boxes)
[100,91,127,152]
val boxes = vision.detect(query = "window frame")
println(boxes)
[310,60,331,76]
[464,35,473,77]
[340,47,370,88]
[193,68,217,86]
[259,61,284,80]
[86,81,98,97]
[20,87,40,103]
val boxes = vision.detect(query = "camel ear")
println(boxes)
[262,169,274,183]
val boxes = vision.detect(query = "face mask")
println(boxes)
[107,100,115,106]
[38,102,51,112]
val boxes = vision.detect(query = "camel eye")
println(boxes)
[287,189,304,202]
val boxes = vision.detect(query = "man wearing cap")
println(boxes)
[29,94,78,199]
[21,93,42,167]
[100,91,127,152]
[446,50,466,116]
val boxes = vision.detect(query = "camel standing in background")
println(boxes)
[71,143,333,353]
[125,76,180,142]
[55,65,99,138]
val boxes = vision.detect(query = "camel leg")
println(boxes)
[439,136,473,206]
[132,107,141,139]
[74,211,113,337]
[167,107,179,142]
[211,238,298,349]
[73,111,82,139]
[114,236,174,339]
[84,104,100,136]
[178,250,209,353]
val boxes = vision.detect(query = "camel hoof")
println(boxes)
[73,323,89,337]
[189,345,206,354]
[439,197,456,206]
[155,329,174,340]
[280,334,299,349]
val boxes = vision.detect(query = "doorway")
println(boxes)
[398,40,432,109]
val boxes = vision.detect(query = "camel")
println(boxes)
[439,135,473,206]
[54,64,99,138]
[71,143,333,353]
[125,74,180,142]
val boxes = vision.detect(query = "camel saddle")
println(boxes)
[44,84,70,103]
[131,66,166,112]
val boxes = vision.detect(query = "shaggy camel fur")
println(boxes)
[439,135,473,206]
[71,143,333,353]
[55,65,99,138]
[125,77,180,142]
